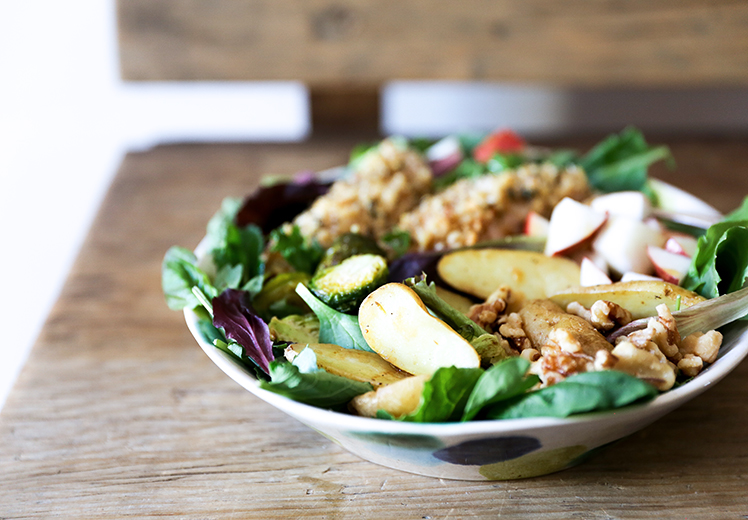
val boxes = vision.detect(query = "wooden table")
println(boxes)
[2,136,748,518]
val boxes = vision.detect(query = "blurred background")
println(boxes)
[2,0,747,408]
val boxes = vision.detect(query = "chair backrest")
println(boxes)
[118,0,748,134]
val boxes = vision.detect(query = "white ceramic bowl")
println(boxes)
[184,179,748,480]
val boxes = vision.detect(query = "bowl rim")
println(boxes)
[185,177,748,436]
[185,308,748,435]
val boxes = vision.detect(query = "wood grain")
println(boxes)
[2,136,748,518]
[118,0,748,86]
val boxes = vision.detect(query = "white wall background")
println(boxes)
[2,0,747,411]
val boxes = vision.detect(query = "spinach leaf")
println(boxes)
[295,283,373,352]
[161,246,217,310]
[259,350,372,409]
[486,370,657,420]
[380,229,412,258]
[461,358,540,421]
[269,225,324,274]
[382,366,484,423]
[579,127,673,193]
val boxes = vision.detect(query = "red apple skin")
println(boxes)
[547,217,607,257]
[665,235,698,257]
[544,199,608,257]
[524,211,550,237]
[647,246,691,285]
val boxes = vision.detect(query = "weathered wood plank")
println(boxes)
[118,0,748,86]
[2,137,748,517]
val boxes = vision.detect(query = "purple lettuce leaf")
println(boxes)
[212,289,274,375]
[387,251,445,285]
[235,179,331,234]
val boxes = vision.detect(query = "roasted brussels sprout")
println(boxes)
[316,233,386,271]
[310,254,389,313]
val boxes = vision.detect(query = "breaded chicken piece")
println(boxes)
[293,139,432,248]
[398,163,590,251]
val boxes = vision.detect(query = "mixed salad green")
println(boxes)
[162,128,748,422]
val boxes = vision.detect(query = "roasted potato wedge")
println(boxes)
[358,283,481,375]
[349,375,428,418]
[434,286,475,315]
[549,280,705,319]
[285,343,409,387]
[437,249,581,308]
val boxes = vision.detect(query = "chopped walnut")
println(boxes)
[468,300,507,333]
[566,301,591,322]
[590,300,632,331]
[533,344,595,386]
[625,304,681,359]
[610,340,676,391]
[520,348,541,362]
[677,354,704,378]
[497,312,529,352]
[680,330,722,365]
[566,300,632,332]
[468,286,511,333]
[548,328,583,354]
[617,304,723,381]
[593,349,618,371]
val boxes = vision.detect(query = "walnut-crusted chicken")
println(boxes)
[398,162,590,251]
[293,139,432,248]
[517,299,614,386]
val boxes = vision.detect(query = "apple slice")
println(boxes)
[590,191,652,220]
[665,234,698,257]
[643,217,666,233]
[620,271,663,282]
[524,211,550,238]
[544,198,607,256]
[580,257,612,286]
[647,245,692,284]
[592,216,665,275]
[426,136,463,177]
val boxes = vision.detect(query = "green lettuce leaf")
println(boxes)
[485,370,657,419]
[161,246,217,310]
[682,197,748,298]
[205,197,265,288]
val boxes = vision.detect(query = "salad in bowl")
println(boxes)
[162,128,748,480]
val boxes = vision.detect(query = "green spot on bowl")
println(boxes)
[348,431,444,450]
[479,445,587,480]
